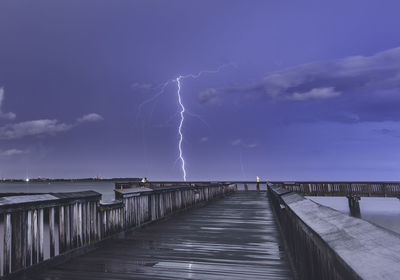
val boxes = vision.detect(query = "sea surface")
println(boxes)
[308,196,400,234]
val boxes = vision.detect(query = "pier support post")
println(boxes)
[347,195,361,218]
[244,184,248,192]
[256,182,260,192]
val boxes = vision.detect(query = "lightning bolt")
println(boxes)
[135,63,235,181]
[174,64,233,181]
[176,76,186,181]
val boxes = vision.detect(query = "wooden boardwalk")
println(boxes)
[19,192,292,280]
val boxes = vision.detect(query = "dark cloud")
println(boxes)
[374,128,394,135]
[228,46,400,123]
[0,149,27,156]
[251,46,400,101]
[77,113,104,123]
[0,88,16,120]
[0,119,73,139]
[231,139,258,149]
[198,88,221,105]
[130,83,154,90]
[0,113,103,140]
[372,128,400,138]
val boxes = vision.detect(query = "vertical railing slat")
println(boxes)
[3,213,11,275]
[32,210,38,265]
[49,207,55,258]
[38,209,44,262]
[26,210,32,267]
[58,205,65,254]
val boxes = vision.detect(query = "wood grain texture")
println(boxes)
[19,193,292,280]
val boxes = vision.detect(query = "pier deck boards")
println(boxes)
[20,192,292,280]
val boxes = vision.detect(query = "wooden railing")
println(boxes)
[271,181,400,197]
[268,184,400,280]
[98,201,124,238]
[0,191,101,276]
[116,181,267,192]
[0,183,236,277]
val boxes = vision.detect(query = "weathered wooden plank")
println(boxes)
[119,208,121,230]
[49,207,55,258]
[78,203,82,247]
[80,203,85,246]
[11,212,22,272]
[3,213,11,275]
[21,211,27,269]
[26,210,32,267]
[86,202,90,244]
[97,210,101,240]
[93,203,98,241]
[32,210,38,265]
[38,208,44,262]
[88,202,92,242]
[72,203,78,248]
[0,184,237,277]
[65,205,71,250]
[25,192,292,280]
[273,181,400,197]
[108,210,112,234]
[111,209,115,233]
[58,205,65,253]
[101,211,106,238]
[88,202,92,244]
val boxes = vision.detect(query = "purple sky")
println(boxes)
[1,1,400,181]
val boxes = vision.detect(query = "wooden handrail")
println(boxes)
[0,183,237,277]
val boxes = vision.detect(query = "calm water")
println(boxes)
[308,196,400,234]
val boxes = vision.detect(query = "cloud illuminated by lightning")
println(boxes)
[174,64,234,181]
[135,63,235,181]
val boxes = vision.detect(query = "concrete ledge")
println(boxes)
[269,185,400,280]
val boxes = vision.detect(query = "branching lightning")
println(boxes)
[135,63,234,181]
[174,65,232,181]
[176,76,186,181]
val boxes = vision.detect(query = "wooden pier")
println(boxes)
[18,192,292,280]
[272,181,400,197]
[1,181,400,280]
[0,183,235,278]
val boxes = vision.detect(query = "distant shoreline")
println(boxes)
[0,178,142,183]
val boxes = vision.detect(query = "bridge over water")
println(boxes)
[1,181,400,279]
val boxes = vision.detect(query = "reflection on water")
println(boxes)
[308,196,400,234]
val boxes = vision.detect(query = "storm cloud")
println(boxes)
[0,113,103,140]
[77,113,104,123]
[253,46,400,101]
[0,88,16,120]
[0,149,27,156]
[198,88,220,105]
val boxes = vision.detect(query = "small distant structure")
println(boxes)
[141,177,148,183]
[256,176,260,191]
